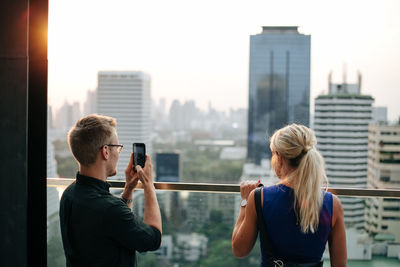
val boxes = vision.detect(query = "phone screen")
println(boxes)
[135,145,145,156]
[133,143,146,171]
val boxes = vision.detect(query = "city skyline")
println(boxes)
[48,0,400,121]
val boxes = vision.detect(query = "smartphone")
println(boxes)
[133,143,146,172]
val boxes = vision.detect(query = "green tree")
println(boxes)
[137,253,174,267]
[198,210,231,243]
[56,155,78,177]
[53,139,70,151]
[136,253,158,267]
[197,239,239,267]
[192,210,261,267]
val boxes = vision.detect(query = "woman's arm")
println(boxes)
[232,181,260,258]
[328,194,347,267]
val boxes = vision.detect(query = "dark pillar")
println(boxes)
[0,0,48,266]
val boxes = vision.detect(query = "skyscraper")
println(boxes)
[247,26,311,164]
[314,76,374,229]
[169,99,184,131]
[97,71,152,180]
[156,153,180,182]
[366,123,400,242]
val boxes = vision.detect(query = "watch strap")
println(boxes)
[121,196,133,204]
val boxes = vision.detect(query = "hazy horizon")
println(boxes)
[48,0,400,121]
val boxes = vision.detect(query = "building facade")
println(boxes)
[365,124,400,242]
[247,26,310,164]
[314,80,374,229]
[156,152,180,182]
[83,89,97,116]
[97,71,152,180]
[54,100,82,133]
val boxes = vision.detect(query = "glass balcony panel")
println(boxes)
[47,184,400,266]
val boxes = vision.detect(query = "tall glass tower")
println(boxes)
[247,26,310,164]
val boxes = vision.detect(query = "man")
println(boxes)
[59,114,162,267]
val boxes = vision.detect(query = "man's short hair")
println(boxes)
[68,114,117,166]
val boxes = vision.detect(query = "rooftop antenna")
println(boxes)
[357,70,362,93]
[328,70,333,94]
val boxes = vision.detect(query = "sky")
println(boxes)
[48,0,400,121]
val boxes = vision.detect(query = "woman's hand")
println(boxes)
[240,180,261,200]
[233,180,261,258]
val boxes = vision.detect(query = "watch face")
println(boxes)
[240,199,247,207]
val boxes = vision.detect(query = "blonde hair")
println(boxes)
[270,124,328,233]
[68,114,117,166]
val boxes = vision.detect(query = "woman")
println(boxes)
[232,124,347,266]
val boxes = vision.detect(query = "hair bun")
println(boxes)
[304,145,312,152]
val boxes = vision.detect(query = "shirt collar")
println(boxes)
[76,172,111,192]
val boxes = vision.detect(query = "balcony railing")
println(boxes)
[47,178,400,198]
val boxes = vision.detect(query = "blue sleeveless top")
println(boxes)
[260,184,333,266]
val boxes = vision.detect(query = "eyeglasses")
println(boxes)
[99,144,124,153]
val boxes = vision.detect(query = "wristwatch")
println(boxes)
[121,196,133,204]
[240,198,247,207]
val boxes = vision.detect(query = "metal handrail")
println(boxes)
[47,178,400,198]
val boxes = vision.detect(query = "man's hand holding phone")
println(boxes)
[137,154,161,232]
[136,155,154,187]
[124,153,140,189]
[132,142,161,232]
[132,143,153,187]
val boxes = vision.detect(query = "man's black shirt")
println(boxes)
[59,173,161,267]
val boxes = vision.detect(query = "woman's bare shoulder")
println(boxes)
[331,194,344,227]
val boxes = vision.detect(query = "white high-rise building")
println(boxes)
[97,71,152,180]
[366,124,400,242]
[314,75,374,230]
